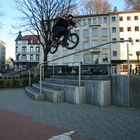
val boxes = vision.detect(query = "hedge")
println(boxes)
[0,78,39,88]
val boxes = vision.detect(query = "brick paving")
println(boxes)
[0,88,140,140]
[0,109,94,140]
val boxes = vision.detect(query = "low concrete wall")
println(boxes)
[111,76,129,107]
[48,75,140,108]
[45,78,111,106]
[84,80,111,106]
[42,81,86,104]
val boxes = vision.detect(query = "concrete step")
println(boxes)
[44,78,79,86]
[32,83,64,103]
[25,86,46,101]
[40,80,86,104]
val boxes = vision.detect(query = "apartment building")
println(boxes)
[15,31,43,71]
[0,41,6,72]
[48,10,140,75]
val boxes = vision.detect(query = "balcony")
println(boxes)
[89,48,101,53]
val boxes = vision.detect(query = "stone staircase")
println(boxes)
[25,77,111,106]
[25,78,86,104]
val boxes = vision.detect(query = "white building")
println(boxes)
[48,10,140,75]
[15,31,43,71]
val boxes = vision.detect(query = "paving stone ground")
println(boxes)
[0,88,140,140]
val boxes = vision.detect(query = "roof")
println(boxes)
[22,35,39,42]
[15,31,39,42]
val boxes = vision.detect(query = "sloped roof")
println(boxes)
[22,35,39,42]
[15,31,22,41]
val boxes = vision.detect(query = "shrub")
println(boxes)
[0,77,39,88]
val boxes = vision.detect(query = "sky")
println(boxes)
[0,0,125,60]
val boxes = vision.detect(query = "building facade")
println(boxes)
[47,10,140,75]
[0,41,6,72]
[15,31,43,71]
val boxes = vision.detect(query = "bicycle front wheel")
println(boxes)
[49,40,58,54]
[66,33,79,50]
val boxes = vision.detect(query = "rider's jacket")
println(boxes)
[55,16,75,28]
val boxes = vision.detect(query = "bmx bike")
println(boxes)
[49,26,79,54]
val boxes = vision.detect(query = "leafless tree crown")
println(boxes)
[125,0,140,10]
[81,0,112,14]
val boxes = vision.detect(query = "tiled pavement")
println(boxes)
[0,88,140,140]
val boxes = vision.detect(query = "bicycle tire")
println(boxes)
[49,40,58,54]
[65,33,79,50]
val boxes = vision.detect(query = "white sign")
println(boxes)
[48,131,75,140]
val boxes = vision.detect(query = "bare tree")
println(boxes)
[81,0,112,14]
[14,0,76,76]
[125,0,140,10]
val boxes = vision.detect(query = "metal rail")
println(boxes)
[39,39,132,107]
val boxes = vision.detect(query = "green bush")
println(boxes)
[0,77,39,88]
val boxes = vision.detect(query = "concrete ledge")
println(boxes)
[33,83,64,103]
[41,81,86,104]
[44,78,111,106]
[25,87,46,101]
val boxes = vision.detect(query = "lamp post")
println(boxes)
[127,42,130,107]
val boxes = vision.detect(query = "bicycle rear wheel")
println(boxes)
[65,33,79,50]
[49,40,58,54]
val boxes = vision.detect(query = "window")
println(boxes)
[136,39,140,42]
[83,19,87,26]
[74,55,79,62]
[91,54,99,63]
[135,26,139,31]
[30,46,33,52]
[36,46,40,52]
[127,16,131,20]
[92,40,98,47]
[112,17,116,22]
[36,54,40,61]
[98,17,102,24]
[92,28,98,35]
[30,55,33,61]
[134,16,138,20]
[83,29,89,38]
[119,27,124,32]
[112,27,116,33]
[113,51,117,56]
[120,38,124,42]
[103,17,107,23]
[102,40,108,48]
[112,38,117,42]
[102,54,108,62]
[83,41,89,48]
[16,46,18,52]
[127,27,131,31]
[84,54,90,62]
[119,16,123,21]
[75,30,80,49]
[88,19,91,25]
[22,46,26,52]
[93,18,97,24]
[102,28,108,36]
[21,54,27,61]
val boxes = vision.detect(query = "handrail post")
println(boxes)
[28,69,31,86]
[79,61,81,86]
[127,42,130,107]
[40,64,42,94]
